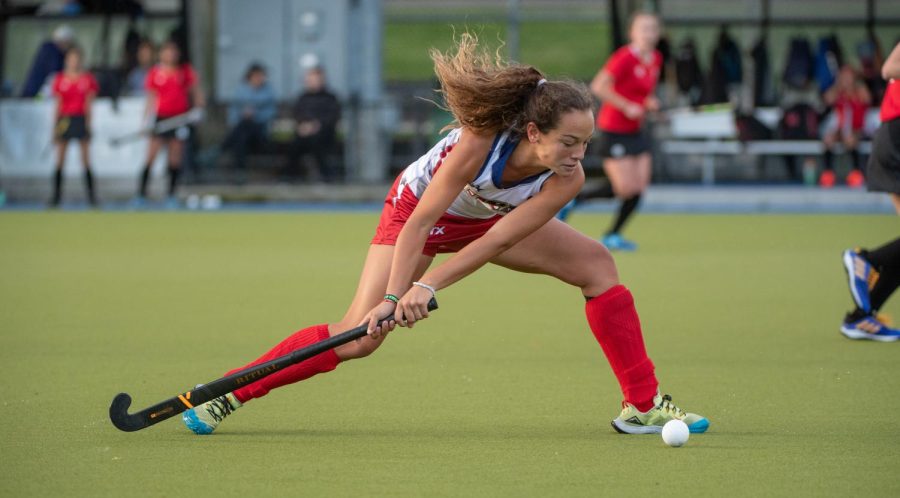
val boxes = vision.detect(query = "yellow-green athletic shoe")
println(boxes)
[612,393,709,434]
[182,392,242,435]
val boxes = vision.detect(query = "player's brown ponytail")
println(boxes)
[431,33,593,135]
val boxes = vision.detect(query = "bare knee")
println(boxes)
[575,244,620,297]
[331,319,387,360]
[613,180,642,198]
[334,333,386,360]
[335,336,383,360]
[628,182,648,196]
[612,183,638,198]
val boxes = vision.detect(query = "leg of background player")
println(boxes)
[50,141,67,207]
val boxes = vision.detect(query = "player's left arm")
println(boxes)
[417,167,585,292]
[191,85,206,109]
[85,77,98,130]
[187,66,205,109]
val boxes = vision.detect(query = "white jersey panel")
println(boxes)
[397,128,554,219]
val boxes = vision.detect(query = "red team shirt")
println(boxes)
[52,72,99,116]
[597,46,662,134]
[834,93,868,132]
[881,79,900,122]
[146,64,197,117]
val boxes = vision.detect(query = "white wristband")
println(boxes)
[412,281,436,297]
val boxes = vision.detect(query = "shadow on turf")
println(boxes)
[137,423,751,450]
[153,426,724,444]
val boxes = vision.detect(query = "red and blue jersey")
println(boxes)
[395,128,553,219]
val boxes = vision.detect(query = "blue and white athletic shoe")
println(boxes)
[602,233,637,252]
[840,316,900,342]
[183,392,242,435]
[842,249,876,313]
[556,199,576,222]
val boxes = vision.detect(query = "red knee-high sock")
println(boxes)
[227,324,341,403]
[585,285,658,412]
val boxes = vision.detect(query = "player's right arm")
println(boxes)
[362,128,493,335]
[186,65,205,109]
[883,42,900,80]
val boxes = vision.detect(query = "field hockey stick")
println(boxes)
[109,297,438,432]
[109,108,203,147]
[41,117,71,159]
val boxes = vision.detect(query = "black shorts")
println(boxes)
[154,115,190,140]
[55,115,89,141]
[866,117,900,195]
[596,130,650,159]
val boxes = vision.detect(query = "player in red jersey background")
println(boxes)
[557,12,661,252]
[50,46,99,207]
[135,40,204,205]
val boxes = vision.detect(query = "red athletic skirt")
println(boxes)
[372,175,502,257]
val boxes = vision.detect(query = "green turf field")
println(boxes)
[384,22,610,81]
[1,212,898,497]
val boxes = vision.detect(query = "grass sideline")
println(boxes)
[1,212,898,497]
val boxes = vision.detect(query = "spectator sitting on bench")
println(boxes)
[821,65,872,188]
[222,63,276,179]
[282,66,341,182]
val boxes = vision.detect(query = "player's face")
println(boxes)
[137,44,154,66]
[629,14,660,51]
[64,51,81,72]
[532,109,594,177]
[249,71,267,87]
[160,45,179,65]
[837,67,855,89]
[305,70,324,91]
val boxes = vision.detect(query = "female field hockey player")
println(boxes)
[182,34,709,436]
[840,42,900,341]
[50,46,99,207]
[135,41,204,206]
[557,12,662,252]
